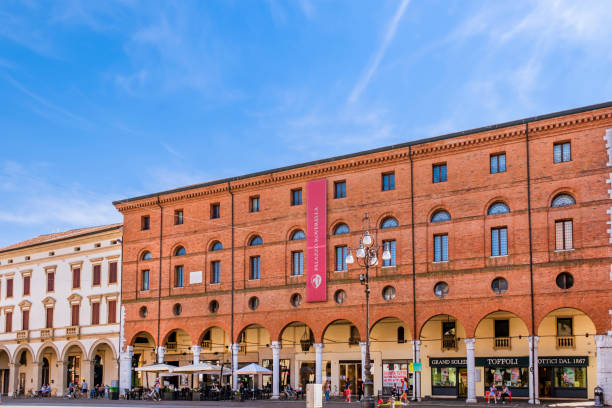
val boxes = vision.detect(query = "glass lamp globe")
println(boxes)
[362,231,372,245]
[346,251,354,264]
[369,256,378,266]
[356,244,365,258]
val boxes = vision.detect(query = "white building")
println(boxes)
[0,224,122,397]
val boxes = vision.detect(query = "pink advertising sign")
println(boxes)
[306,179,327,302]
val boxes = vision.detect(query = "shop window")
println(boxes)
[382,172,395,191]
[209,300,219,314]
[442,321,456,349]
[432,367,456,387]
[554,367,586,389]
[491,277,508,295]
[291,188,302,206]
[490,153,506,174]
[485,367,528,389]
[433,163,447,183]
[554,141,571,163]
[556,272,574,290]
[397,327,405,343]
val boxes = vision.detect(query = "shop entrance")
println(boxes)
[539,367,552,397]
[458,368,468,398]
[339,361,362,396]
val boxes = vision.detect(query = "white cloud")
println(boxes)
[348,0,410,104]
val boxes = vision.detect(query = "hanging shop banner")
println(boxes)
[306,179,327,302]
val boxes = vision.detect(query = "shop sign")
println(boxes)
[538,356,588,367]
[410,362,422,372]
[429,358,467,367]
[383,365,408,387]
[477,357,529,367]
[306,179,327,302]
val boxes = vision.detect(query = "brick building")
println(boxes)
[114,102,612,403]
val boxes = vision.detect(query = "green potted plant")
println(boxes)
[162,387,175,400]
[192,387,201,401]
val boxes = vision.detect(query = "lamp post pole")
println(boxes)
[346,212,390,408]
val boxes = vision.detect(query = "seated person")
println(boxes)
[500,385,511,403]
[487,385,497,404]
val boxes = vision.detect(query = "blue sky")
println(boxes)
[1,0,612,247]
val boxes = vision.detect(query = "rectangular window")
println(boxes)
[211,261,221,284]
[71,304,79,326]
[382,172,395,191]
[434,234,449,262]
[494,320,510,338]
[45,307,53,329]
[335,246,348,271]
[5,311,12,333]
[383,240,397,267]
[174,265,184,288]
[109,262,118,284]
[250,256,261,280]
[91,303,100,325]
[292,251,304,276]
[174,209,184,225]
[554,142,571,163]
[72,267,81,288]
[141,270,150,291]
[433,163,447,183]
[555,220,573,250]
[22,310,29,331]
[250,196,260,212]
[23,275,30,295]
[6,279,12,298]
[557,317,573,336]
[47,272,54,292]
[211,203,221,219]
[291,189,303,206]
[491,227,508,256]
[334,181,347,198]
[93,264,101,286]
[108,300,117,324]
[141,215,150,230]
[490,153,506,174]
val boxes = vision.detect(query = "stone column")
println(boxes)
[56,361,66,397]
[119,346,133,396]
[314,343,324,385]
[8,363,16,397]
[270,341,281,399]
[359,342,367,382]
[191,345,201,365]
[30,362,41,393]
[82,359,93,396]
[411,340,421,401]
[528,336,540,404]
[595,334,612,405]
[231,343,239,390]
[156,346,165,364]
[465,338,477,404]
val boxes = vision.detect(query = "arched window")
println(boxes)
[431,210,451,223]
[249,236,263,246]
[141,251,152,261]
[380,217,399,229]
[290,230,306,240]
[174,246,186,256]
[333,223,350,235]
[397,326,405,343]
[551,193,576,208]
[210,241,223,251]
[488,202,510,215]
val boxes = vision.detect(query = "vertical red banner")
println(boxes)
[306,179,327,302]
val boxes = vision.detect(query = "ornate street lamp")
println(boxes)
[346,212,391,408]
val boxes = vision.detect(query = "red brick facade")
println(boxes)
[114,103,612,351]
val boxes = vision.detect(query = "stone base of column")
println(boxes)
[466,398,477,403]
[270,395,280,400]
[528,398,540,404]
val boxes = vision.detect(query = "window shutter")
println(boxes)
[48,272,55,292]
[6,312,12,332]
[93,265,101,286]
[22,310,29,330]
[108,300,117,323]
[92,303,100,325]
[109,262,118,283]
[71,304,79,326]
[23,276,30,295]
[46,307,53,328]
[73,268,80,288]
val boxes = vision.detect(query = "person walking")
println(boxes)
[324,382,330,402]
[81,379,88,398]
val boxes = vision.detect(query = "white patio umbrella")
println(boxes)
[135,363,175,389]
[171,362,218,374]
[234,363,272,375]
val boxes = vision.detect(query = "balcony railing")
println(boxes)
[66,326,80,337]
[166,342,177,351]
[40,328,54,339]
[16,330,29,341]
[442,335,457,350]
[556,336,575,349]
[494,337,511,349]
[201,340,212,350]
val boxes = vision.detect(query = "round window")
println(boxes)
[556,272,574,290]
[248,296,259,311]
[290,293,302,307]
[209,300,219,314]
[139,306,148,318]
[173,303,182,316]
[334,289,347,305]
[434,282,449,298]
[491,277,508,294]
[382,286,396,301]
